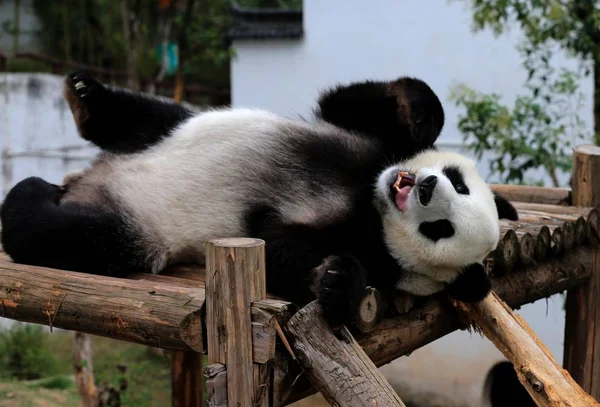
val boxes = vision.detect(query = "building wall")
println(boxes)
[230,0,593,185]
[231,1,585,403]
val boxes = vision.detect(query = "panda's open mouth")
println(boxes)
[390,171,416,212]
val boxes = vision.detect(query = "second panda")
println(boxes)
[0,72,518,328]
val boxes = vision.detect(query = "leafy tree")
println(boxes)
[450,0,599,187]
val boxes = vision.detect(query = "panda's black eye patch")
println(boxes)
[443,165,470,195]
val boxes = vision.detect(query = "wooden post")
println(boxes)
[205,237,269,407]
[564,144,600,400]
[72,332,98,407]
[171,351,203,407]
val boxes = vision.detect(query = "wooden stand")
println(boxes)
[564,144,600,400]
[453,292,599,406]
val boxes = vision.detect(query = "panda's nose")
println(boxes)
[418,175,438,206]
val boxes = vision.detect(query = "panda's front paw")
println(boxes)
[446,263,492,303]
[67,71,103,99]
[313,255,368,330]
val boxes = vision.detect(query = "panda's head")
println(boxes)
[375,149,518,280]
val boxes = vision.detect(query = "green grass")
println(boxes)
[0,327,172,407]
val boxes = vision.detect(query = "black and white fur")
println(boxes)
[0,72,517,328]
[375,150,518,303]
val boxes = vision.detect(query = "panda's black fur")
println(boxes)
[0,71,518,328]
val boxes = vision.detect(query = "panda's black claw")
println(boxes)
[314,254,368,329]
[67,71,102,99]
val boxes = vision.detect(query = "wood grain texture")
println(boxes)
[564,145,600,401]
[453,292,599,406]
[0,260,204,351]
[491,184,571,206]
[284,301,406,407]
[205,237,267,407]
[171,350,203,407]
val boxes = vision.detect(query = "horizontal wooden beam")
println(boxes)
[490,184,572,206]
[0,260,205,352]
[281,245,594,405]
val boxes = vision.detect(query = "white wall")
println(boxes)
[231,0,593,185]
[231,1,586,402]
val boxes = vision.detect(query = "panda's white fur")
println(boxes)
[374,150,500,296]
[61,108,372,271]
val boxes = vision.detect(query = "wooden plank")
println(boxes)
[0,260,204,351]
[171,351,203,407]
[453,292,599,406]
[491,184,571,206]
[284,301,407,407]
[205,238,268,407]
[564,144,600,401]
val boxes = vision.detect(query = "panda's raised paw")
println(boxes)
[313,254,368,329]
[446,262,492,303]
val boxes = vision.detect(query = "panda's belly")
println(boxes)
[102,117,355,265]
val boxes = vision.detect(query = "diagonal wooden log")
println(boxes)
[452,291,599,406]
[284,300,406,407]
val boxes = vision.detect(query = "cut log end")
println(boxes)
[355,287,386,333]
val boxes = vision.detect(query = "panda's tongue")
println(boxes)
[395,186,412,212]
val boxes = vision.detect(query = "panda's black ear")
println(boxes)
[493,191,519,221]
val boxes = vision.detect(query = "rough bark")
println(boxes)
[284,301,407,407]
[453,292,599,406]
[0,260,204,351]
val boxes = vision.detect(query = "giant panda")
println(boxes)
[0,71,518,329]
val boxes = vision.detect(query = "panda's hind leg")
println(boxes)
[0,176,148,276]
[64,71,194,154]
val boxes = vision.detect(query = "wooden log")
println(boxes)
[284,300,407,407]
[589,208,600,241]
[550,226,563,255]
[575,216,588,245]
[205,237,268,407]
[516,232,535,265]
[562,221,576,251]
[171,351,203,407]
[512,202,593,217]
[490,229,519,275]
[281,246,594,405]
[536,225,551,260]
[490,184,571,206]
[0,260,204,351]
[355,287,387,333]
[564,144,600,401]
[452,292,599,406]
[204,363,227,407]
[72,332,98,407]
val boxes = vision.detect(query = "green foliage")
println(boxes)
[0,323,58,381]
[460,0,600,146]
[450,44,588,187]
